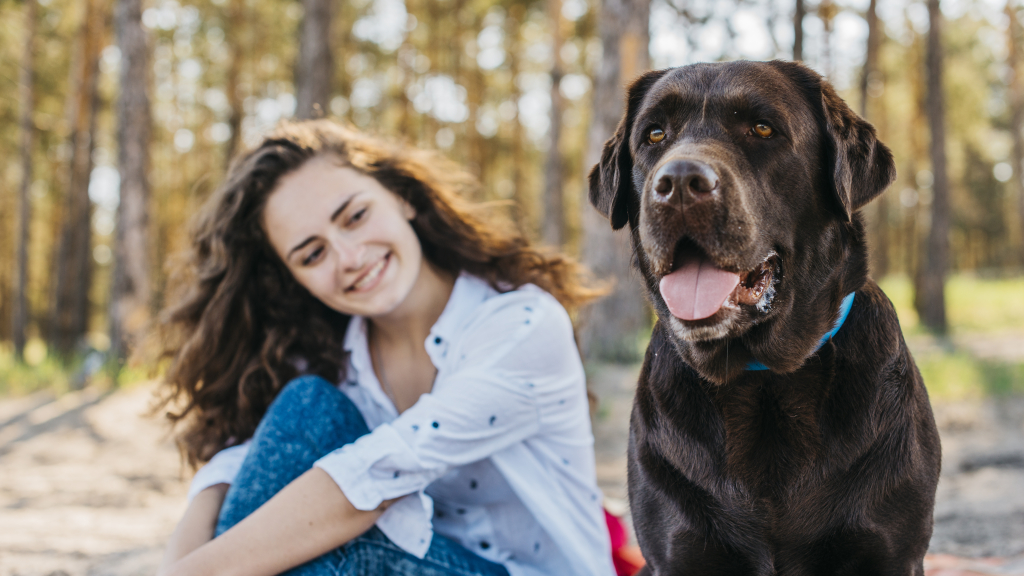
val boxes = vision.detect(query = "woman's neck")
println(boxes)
[368,261,455,349]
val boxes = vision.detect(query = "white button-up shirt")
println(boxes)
[187,274,615,576]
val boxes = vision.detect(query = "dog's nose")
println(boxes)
[652,159,719,203]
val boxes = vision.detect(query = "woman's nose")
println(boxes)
[329,234,365,272]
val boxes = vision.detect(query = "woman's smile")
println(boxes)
[348,252,392,293]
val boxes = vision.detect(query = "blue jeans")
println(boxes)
[216,375,511,576]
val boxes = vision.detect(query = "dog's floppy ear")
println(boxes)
[772,61,896,221]
[588,69,668,230]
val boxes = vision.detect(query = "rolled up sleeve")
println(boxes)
[187,442,250,503]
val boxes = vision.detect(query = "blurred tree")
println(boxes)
[818,0,836,78]
[110,0,152,363]
[579,0,650,362]
[508,2,530,227]
[295,0,333,119]
[793,0,805,61]
[1008,0,1024,265]
[860,0,890,278]
[50,0,106,359]
[224,0,246,162]
[919,0,949,334]
[13,0,37,362]
[543,0,565,247]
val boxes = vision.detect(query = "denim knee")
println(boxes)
[260,374,369,443]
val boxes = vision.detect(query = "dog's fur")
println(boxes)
[589,61,941,575]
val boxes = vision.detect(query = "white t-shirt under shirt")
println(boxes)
[187,273,616,576]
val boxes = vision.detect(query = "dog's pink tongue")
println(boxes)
[659,254,741,321]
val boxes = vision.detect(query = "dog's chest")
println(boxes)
[711,375,827,495]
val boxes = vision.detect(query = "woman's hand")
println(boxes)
[158,468,388,576]
[158,483,229,574]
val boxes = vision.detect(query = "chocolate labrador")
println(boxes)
[589,60,941,575]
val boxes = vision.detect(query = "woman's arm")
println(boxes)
[159,468,388,576]
[159,483,229,572]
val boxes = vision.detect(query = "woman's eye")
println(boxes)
[647,127,666,144]
[348,208,367,225]
[302,246,324,266]
[753,123,774,138]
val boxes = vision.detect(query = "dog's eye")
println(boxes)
[753,123,774,138]
[647,127,666,144]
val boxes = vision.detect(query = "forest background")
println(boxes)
[1,0,1023,396]
[2,0,1024,573]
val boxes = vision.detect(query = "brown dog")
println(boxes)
[589,61,941,575]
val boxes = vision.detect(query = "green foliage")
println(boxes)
[878,274,1024,334]
[0,343,73,396]
[917,351,1024,400]
[878,274,1024,400]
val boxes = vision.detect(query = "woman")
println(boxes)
[154,120,615,576]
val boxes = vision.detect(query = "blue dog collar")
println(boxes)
[745,292,855,371]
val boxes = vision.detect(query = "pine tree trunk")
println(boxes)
[793,0,805,61]
[860,0,889,278]
[51,0,105,358]
[543,0,565,247]
[508,4,529,229]
[295,0,333,119]
[13,0,37,362]
[110,0,152,363]
[579,0,650,362]
[1007,1,1024,266]
[918,0,949,333]
[224,0,245,164]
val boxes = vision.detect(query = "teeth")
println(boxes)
[353,257,386,290]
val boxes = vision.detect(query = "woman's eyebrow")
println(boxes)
[330,191,362,223]
[286,192,364,259]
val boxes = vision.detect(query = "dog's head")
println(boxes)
[589,61,895,382]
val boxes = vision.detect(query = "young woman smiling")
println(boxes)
[154,121,615,576]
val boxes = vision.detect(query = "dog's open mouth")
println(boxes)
[658,239,777,321]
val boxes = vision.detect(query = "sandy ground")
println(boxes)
[1,343,1022,575]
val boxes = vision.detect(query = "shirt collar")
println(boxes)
[342,272,495,367]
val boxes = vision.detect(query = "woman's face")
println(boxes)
[263,155,424,318]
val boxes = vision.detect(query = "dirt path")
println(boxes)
[0,365,1022,576]
[0,384,186,576]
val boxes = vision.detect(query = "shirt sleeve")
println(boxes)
[314,289,582,556]
[186,441,251,503]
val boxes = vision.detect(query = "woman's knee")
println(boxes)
[260,375,368,440]
[274,375,336,407]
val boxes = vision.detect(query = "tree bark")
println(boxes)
[13,0,37,362]
[224,0,245,164]
[859,0,879,118]
[793,0,805,61]
[508,4,529,229]
[50,0,105,358]
[543,0,566,247]
[860,0,889,278]
[578,0,651,362]
[1007,1,1024,266]
[295,0,333,119]
[110,0,152,363]
[918,0,949,333]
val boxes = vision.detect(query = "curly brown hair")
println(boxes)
[155,120,601,469]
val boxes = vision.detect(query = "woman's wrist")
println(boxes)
[159,484,229,574]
